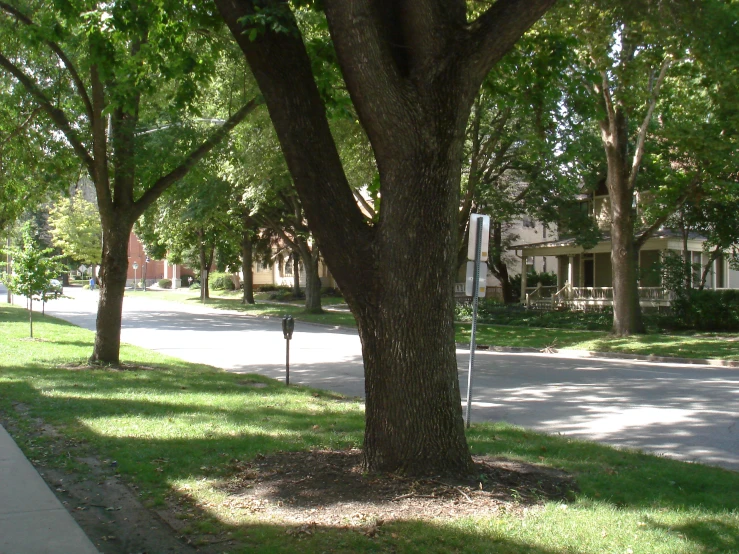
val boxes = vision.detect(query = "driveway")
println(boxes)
[11,288,739,471]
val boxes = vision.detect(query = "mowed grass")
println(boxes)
[133,288,738,361]
[126,288,356,327]
[459,324,739,361]
[1,303,737,553]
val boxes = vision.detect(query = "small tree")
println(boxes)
[1,231,63,337]
[48,190,102,277]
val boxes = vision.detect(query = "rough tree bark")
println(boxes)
[215,0,554,476]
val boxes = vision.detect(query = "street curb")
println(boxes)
[455,343,739,368]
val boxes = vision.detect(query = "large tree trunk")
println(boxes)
[91,222,131,363]
[601,103,645,336]
[356,160,472,475]
[241,224,255,305]
[604,121,645,336]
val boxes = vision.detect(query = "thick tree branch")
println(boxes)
[214,0,375,297]
[634,173,700,249]
[628,57,672,190]
[323,0,413,150]
[133,97,258,218]
[0,1,93,120]
[89,65,112,211]
[464,0,556,83]
[0,50,94,176]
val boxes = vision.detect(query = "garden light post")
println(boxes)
[281,315,295,385]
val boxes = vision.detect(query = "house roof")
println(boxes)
[510,228,706,251]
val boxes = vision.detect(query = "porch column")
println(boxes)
[567,256,574,299]
[520,254,527,304]
[172,263,179,289]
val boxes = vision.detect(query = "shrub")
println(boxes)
[209,272,235,291]
[672,290,739,331]
[158,279,172,289]
[321,287,343,298]
[189,282,201,290]
[258,284,279,292]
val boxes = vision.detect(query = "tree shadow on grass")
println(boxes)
[2,368,738,553]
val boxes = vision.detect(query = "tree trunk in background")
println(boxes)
[603,109,645,336]
[197,231,213,301]
[292,253,300,296]
[488,221,517,304]
[241,225,255,304]
[296,242,323,313]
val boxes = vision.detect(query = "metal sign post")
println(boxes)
[281,315,295,385]
[465,214,490,428]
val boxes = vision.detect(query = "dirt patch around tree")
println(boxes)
[2,406,577,552]
[214,449,577,528]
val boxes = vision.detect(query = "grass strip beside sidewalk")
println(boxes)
[1,304,738,553]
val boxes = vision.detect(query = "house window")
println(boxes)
[523,216,535,228]
[256,260,270,272]
[692,252,702,287]
[284,260,293,276]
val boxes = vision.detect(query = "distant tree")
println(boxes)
[48,190,102,277]
[0,2,256,364]
[1,228,63,337]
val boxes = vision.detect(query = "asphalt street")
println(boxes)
[6,286,738,471]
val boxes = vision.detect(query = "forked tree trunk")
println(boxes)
[91,223,131,363]
[29,296,33,338]
[215,0,553,477]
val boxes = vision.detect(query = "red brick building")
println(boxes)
[126,233,194,288]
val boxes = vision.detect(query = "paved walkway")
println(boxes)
[0,425,99,554]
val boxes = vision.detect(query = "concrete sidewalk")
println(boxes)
[0,425,98,554]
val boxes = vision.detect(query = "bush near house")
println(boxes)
[672,290,739,331]
[209,272,236,291]
[158,279,172,289]
[456,291,739,333]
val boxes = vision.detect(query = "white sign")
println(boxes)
[464,261,487,297]
[78,264,87,273]
[467,214,490,262]
[132,262,139,270]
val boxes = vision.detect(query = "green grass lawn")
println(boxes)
[133,288,738,361]
[1,303,738,553]
[460,324,739,361]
